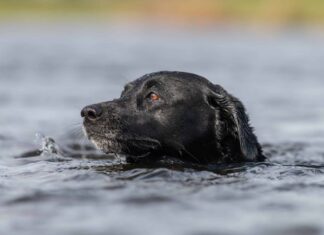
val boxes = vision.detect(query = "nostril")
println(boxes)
[81,105,103,121]
[94,105,103,118]
[87,109,97,120]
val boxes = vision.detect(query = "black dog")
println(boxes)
[81,71,265,164]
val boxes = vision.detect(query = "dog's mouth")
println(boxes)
[83,127,161,156]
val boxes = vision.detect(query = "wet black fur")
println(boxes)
[82,71,265,164]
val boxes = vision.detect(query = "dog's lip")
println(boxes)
[84,129,161,150]
[124,137,161,146]
[84,129,160,145]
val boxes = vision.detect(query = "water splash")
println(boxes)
[35,133,61,155]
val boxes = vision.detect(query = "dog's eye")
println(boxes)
[147,92,160,101]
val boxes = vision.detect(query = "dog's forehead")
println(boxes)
[127,71,211,93]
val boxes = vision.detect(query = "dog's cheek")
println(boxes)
[152,110,169,125]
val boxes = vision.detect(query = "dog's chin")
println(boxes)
[88,136,123,154]
[83,127,120,152]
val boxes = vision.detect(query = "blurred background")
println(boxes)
[1,1,324,235]
[1,0,324,25]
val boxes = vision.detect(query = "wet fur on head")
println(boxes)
[82,71,265,164]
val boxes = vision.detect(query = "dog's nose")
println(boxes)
[81,105,103,121]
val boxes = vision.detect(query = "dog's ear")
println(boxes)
[206,84,262,161]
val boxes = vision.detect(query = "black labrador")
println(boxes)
[81,71,265,164]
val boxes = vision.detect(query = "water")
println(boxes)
[0,23,324,235]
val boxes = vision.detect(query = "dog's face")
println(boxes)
[82,71,264,164]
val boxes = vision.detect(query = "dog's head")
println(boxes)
[81,71,264,164]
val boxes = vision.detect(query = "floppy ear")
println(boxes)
[207,84,262,161]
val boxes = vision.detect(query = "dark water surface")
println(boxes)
[0,24,324,235]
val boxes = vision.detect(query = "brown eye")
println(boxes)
[148,92,160,101]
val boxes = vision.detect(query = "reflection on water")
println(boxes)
[0,24,324,235]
